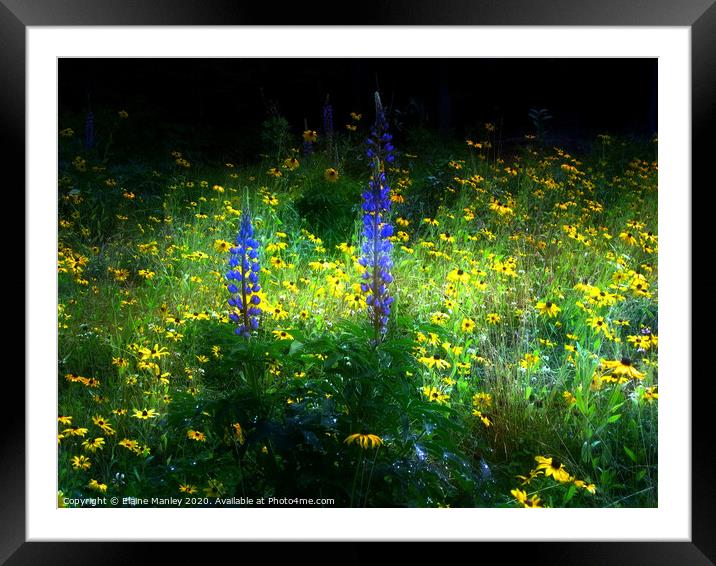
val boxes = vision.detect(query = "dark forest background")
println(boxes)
[59,58,657,161]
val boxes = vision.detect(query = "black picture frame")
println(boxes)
[7,1,709,563]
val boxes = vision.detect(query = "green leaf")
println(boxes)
[563,484,577,505]
[607,413,621,423]
[623,445,637,462]
[288,340,304,356]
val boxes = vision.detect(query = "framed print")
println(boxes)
[7,0,710,563]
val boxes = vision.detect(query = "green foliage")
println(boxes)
[260,115,292,158]
[57,109,658,508]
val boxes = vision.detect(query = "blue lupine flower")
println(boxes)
[302,139,313,157]
[226,206,262,337]
[322,98,333,138]
[84,110,94,150]
[359,93,396,341]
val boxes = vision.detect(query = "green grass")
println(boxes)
[57,119,658,508]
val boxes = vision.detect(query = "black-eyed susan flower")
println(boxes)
[187,429,206,442]
[214,239,232,253]
[630,278,651,297]
[619,231,638,246]
[430,312,450,325]
[562,391,577,405]
[62,427,89,437]
[272,330,294,341]
[469,396,490,415]
[112,356,129,368]
[283,157,300,171]
[489,199,514,216]
[574,479,597,494]
[422,386,450,404]
[88,479,107,493]
[81,437,105,453]
[627,334,652,350]
[139,344,169,360]
[344,432,384,449]
[461,318,476,333]
[92,415,115,435]
[520,353,540,369]
[536,300,561,318]
[472,409,492,427]
[511,487,544,507]
[586,316,611,337]
[419,353,451,370]
[447,268,470,283]
[118,438,142,454]
[268,304,288,321]
[71,455,92,471]
[524,495,544,508]
[642,386,658,402]
[516,468,543,485]
[511,488,528,506]
[324,167,339,182]
[486,313,501,324]
[534,455,571,483]
[132,408,159,420]
[179,484,198,494]
[601,358,645,380]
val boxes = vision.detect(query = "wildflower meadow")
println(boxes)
[57,63,658,509]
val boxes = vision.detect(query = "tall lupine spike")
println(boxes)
[322,95,333,139]
[359,92,396,343]
[84,109,94,151]
[226,192,262,337]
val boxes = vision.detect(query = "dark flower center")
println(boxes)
[550,458,562,469]
[621,358,632,366]
[545,301,552,308]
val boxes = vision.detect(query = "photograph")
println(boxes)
[56,57,659,509]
